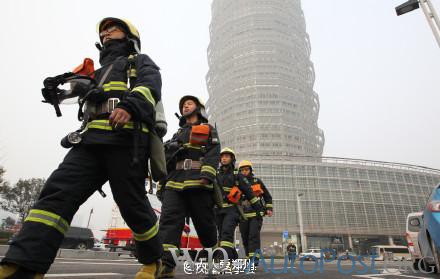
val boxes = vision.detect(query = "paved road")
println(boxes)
[39,257,438,279]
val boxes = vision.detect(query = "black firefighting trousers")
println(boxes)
[216,206,240,260]
[160,188,217,268]
[2,144,162,273]
[239,216,263,262]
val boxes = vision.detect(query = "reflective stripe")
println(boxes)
[201,165,216,176]
[102,81,128,92]
[248,252,260,258]
[266,204,273,208]
[183,143,202,150]
[133,221,159,241]
[86,120,149,133]
[250,197,259,204]
[25,209,69,235]
[163,243,178,252]
[223,187,232,192]
[220,241,234,248]
[132,86,156,106]
[166,180,213,190]
[222,203,234,208]
[244,212,257,218]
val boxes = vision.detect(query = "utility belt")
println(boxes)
[85,97,120,120]
[176,159,202,170]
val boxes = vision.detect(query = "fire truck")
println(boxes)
[103,205,203,256]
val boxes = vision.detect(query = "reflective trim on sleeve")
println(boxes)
[133,221,159,241]
[250,197,259,204]
[201,165,217,177]
[86,120,149,133]
[221,203,234,208]
[132,86,156,106]
[266,204,273,208]
[25,209,70,235]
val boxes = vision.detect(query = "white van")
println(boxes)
[406,212,423,269]
[371,245,410,261]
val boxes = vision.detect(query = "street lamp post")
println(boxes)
[87,208,93,228]
[297,193,307,252]
[396,0,440,47]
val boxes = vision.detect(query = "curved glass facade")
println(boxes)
[251,156,440,236]
[207,0,324,157]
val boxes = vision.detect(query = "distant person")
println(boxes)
[238,160,273,266]
[0,17,163,279]
[286,241,297,262]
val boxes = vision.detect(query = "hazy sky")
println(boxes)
[0,0,439,237]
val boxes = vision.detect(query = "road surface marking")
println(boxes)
[45,273,122,277]
[57,261,139,266]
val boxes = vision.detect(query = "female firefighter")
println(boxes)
[238,160,273,266]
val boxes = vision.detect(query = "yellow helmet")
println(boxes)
[238,160,253,170]
[97,17,141,51]
[220,147,236,159]
[179,95,208,122]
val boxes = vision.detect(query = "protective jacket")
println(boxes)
[242,175,273,219]
[163,121,220,191]
[217,165,261,210]
[82,39,161,146]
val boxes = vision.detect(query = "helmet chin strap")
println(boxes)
[95,42,103,51]
[128,37,140,54]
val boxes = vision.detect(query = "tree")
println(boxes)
[0,178,45,222]
[1,216,16,229]
[0,166,4,185]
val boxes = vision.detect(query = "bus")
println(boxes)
[371,245,411,261]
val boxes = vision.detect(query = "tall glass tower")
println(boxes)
[206,0,440,253]
[206,0,324,158]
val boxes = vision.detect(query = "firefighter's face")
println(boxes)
[220,153,233,165]
[182,100,197,116]
[240,167,251,176]
[100,25,126,44]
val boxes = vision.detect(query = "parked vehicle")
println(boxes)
[8,226,94,250]
[103,208,203,257]
[370,245,410,261]
[418,184,440,273]
[406,211,423,269]
[61,226,94,250]
[299,248,322,260]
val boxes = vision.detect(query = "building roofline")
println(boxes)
[243,155,440,175]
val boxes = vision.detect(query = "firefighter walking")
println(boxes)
[0,18,162,279]
[215,148,263,260]
[238,160,273,266]
[157,95,220,278]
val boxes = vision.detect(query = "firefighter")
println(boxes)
[238,160,273,266]
[215,148,263,260]
[157,95,220,278]
[0,18,162,279]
